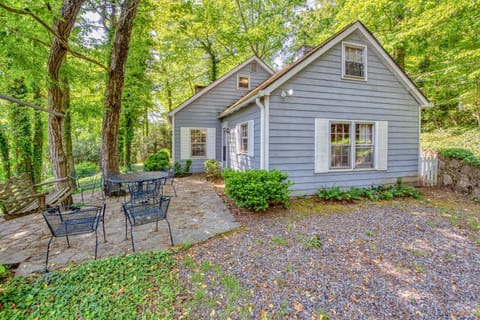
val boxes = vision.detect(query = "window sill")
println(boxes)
[315,167,383,174]
[341,75,367,82]
[190,156,207,160]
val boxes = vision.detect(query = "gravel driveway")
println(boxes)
[178,190,480,319]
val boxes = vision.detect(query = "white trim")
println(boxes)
[264,95,270,170]
[238,121,249,154]
[341,41,368,81]
[171,114,175,163]
[255,98,265,169]
[237,74,251,90]
[168,56,274,116]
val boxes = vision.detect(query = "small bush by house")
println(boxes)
[204,160,222,180]
[317,179,420,202]
[173,160,192,177]
[144,151,170,171]
[223,169,292,211]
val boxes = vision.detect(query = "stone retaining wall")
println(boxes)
[437,154,480,198]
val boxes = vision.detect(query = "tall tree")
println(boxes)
[101,0,141,176]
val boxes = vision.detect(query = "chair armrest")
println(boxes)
[1,193,47,203]
[33,177,69,187]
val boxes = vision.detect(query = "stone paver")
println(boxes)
[0,174,239,276]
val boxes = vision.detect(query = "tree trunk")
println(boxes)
[47,0,85,195]
[0,125,11,180]
[32,84,44,184]
[61,71,75,177]
[101,0,141,177]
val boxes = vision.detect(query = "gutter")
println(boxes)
[255,92,270,170]
[255,98,265,169]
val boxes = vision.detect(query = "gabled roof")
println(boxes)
[168,56,274,116]
[219,21,431,118]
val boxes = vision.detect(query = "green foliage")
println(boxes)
[223,169,292,211]
[75,162,99,179]
[204,159,222,180]
[0,264,9,280]
[144,150,170,171]
[302,235,323,249]
[439,147,480,167]
[317,181,420,202]
[173,160,192,177]
[0,251,178,319]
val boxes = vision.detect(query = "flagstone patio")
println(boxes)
[0,174,240,276]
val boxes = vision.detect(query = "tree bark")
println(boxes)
[101,0,141,177]
[47,0,85,194]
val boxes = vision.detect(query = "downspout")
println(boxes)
[255,98,265,169]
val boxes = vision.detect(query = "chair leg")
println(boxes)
[171,184,177,196]
[166,219,174,246]
[124,215,128,241]
[45,236,54,272]
[65,234,70,248]
[94,230,98,260]
[130,225,135,252]
[102,219,107,243]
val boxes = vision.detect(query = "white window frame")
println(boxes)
[315,119,387,173]
[190,128,207,158]
[342,41,368,81]
[239,122,249,154]
[180,127,216,160]
[237,74,250,90]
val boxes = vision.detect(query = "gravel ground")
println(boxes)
[177,191,480,319]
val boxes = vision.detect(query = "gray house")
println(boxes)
[168,21,430,195]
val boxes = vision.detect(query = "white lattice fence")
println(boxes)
[419,150,438,186]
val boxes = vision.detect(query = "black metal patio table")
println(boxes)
[107,171,168,184]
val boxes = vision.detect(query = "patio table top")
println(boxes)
[107,171,168,184]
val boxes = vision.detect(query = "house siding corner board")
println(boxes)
[174,61,271,172]
[223,104,261,170]
[268,32,420,195]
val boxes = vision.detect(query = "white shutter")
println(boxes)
[248,120,254,157]
[235,124,240,154]
[206,128,216,159]
[315,119,330,173]
[375,121,388,170]
[180,127,191,160]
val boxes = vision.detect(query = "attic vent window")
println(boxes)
[237,74,250,89]
[342,42,367,81]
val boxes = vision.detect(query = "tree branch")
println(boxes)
[0,3,108,71]
[0,94,65,117]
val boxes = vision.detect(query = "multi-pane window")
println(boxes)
[330,122,351,168]
[343,43,366,79]
[238,75,250,89]
[191,129,206,157]
[355,123,374,168]
[240,122,248,153]
[330,122,375,169]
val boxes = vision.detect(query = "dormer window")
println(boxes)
[237,74,250,89]
[342,42,367,81]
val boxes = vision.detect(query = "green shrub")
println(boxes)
[144,151,170,171]
[204,160,222,180]
[75,162,98,178]
[317,180,420,202]
[440,147,480,167]
[223,169,292,211]
[173,160,192,177]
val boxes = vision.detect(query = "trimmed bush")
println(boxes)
[144,151,170,171]
[173,160,192,177]
[439,147,480,167]
[317,179,420,202]
[223,169,292,211]
[204,160,222,180]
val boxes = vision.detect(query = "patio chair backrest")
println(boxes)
[123,196,171,227]
[127,178,165,202]
[42,205,105,237]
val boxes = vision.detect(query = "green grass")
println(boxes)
[0,251,178,320]
[421,127,480,156]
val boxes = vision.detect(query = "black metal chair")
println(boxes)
[126,178,165,202]
[42,204,106,271]
[163,169,177,196]
[122,196,173,252]
[69,171,102,205]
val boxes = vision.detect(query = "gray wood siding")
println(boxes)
[268,31,420,194]
[223,104,261,170]
[174,61,271,172]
